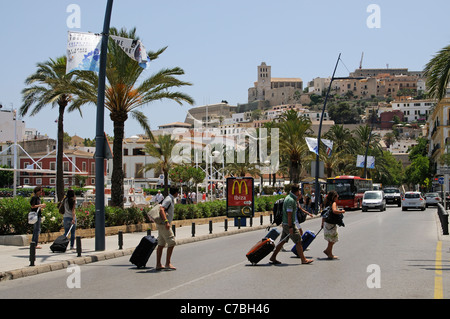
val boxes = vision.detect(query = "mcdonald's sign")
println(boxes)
[226,177,254,218]
[231,179,249,195]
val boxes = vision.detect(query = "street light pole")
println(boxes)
[95,0,113,251]
[363,105,378,178]
[314,53,341,213]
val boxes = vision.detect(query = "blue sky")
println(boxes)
[1,0,449,140]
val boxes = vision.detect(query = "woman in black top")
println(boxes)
[30,186,46,248]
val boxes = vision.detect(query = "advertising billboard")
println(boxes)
[226,177,254,218]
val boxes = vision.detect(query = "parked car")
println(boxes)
[402,191,426,211]
[362,190,386,212]
[384,187,402,207]
[424,192,441,207]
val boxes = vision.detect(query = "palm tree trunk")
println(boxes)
[163,171,169,197]
[56,102,66,202]
[111,120,125,208]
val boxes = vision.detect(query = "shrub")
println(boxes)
[0,195,283,235]
[0,197,30,235]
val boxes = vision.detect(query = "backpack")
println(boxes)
[272,198,285,226]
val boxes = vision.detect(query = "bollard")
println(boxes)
[437,203,449,235]
[260,215,263,226]
[147,229,151,236]
[192,222,196,237]
[238,217,241,229]
[118,231,123,250]
[270,214,273,224]
[444,214,449,235]
[224,219,228,232]
[172,224,176,237]
[76,236,82,257]
[250,216,253,227]
[209,220,213,234]
[29,242,36,267]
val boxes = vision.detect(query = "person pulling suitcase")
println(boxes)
[269,184,314,265]
[155,187,179,271]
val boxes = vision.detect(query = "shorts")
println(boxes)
[323,222,339,243]
[156,223,176,248]
[281,224,302,244]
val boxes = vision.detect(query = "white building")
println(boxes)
[388,139,419,154]
[391,99,436,123]
[0,109,26,143]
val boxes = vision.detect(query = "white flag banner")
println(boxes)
[321,139,334,157]
[110,35,150,69]
[66,31,102,74]
[356,155,375,169]
[305,137,319,155]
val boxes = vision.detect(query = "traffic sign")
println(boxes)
[438,177,445,185]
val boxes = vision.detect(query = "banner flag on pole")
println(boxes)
[305,137,319,155]
[321,139,333,157]
[110,35,150,69]
[66,31,102,74]
[356,155,375,169]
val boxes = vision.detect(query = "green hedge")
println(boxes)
[0,195,283,236]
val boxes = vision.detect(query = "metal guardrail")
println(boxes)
[437,203,449,235]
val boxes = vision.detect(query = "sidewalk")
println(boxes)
[0,215,279,282]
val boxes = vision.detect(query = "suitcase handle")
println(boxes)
[65,224,74,238]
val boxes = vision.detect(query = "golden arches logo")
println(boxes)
[231,180,249,195]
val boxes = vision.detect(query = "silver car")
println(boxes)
[402,192,426,211]
[424,192,441,207]
[362,190,386,212]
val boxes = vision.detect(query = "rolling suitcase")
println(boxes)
[291,228,322,256]
[247,233,289,265]
[50,225,73,253]
[246,238,275,265]
[264,228,280,241]
[130,235,158,269]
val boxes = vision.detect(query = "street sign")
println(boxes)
[439,168,450,175]
[226,177,254,218]
[438,177,445,185]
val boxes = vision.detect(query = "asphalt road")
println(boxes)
[0,205,447,301]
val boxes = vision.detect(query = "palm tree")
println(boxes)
[74,27,194,207]
[424,44,450,101]
[277,110,313,183]
[20,56,84,201]
[142,134,179,196]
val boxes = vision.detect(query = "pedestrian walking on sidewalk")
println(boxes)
[322,190,345,260]
[156,186,179,271]
[63,189,77,250]
[30,186,46,249]
[269,184,314,265]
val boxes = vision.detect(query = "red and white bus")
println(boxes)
[326,176,373,209]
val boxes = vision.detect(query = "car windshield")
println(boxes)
[384,189,399,194]
[425,193,439,197]
[405,193,420,199]
[365,192,381,199]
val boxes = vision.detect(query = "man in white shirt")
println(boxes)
[154,190,164,204]
[156,187,179,270]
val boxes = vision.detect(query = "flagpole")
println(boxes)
[95,0,114,251]
[315,53,340,213]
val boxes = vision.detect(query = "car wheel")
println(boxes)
[402,207,406,211]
